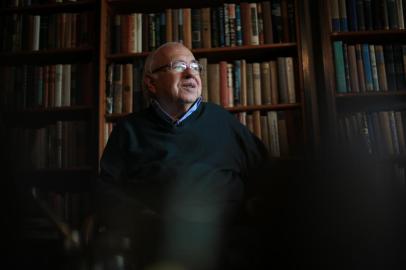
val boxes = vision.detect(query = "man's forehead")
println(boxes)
[153,46,195,65]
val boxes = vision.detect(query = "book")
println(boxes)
[208,63,220,105]
[252,62,262,105]
[333,41,347,93]
[375,45,389,92]
[199,58,208,101]
[361,43,373,91]
[191,8,202,48]
[122,63,133,113]
[249,3,259,45]
[347,45,360,92]
[368,45,379,91]
[201,8,211,48]
[260,62,271,104]
[285,57,296,103]
[261,1,274,44]
[269,60,279,104]
[267,110,280,157]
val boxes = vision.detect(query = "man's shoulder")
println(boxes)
[201,101,230,115]
[116,107,154,127]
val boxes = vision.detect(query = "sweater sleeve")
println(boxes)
[94,121,158,233]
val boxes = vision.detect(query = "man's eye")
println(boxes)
[190,63,200,71]
[173,63,186,72]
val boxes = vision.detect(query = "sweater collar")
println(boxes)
[151,97,202,126]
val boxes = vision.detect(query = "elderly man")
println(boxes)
[95,42,270,270]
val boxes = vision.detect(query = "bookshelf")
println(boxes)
[318,0,406,183]
[98,0,320,163]
[0,0,99,268]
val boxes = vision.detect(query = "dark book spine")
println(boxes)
[347,0,358,31]
[211,7,219,48]
[384,44,398,91]
[363,0,374,30]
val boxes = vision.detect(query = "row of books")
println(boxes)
[105,56,297,114]
[333,42,406,93]
[330,0,406,32]
[7,121,88,169]
[235,110,301,157]
[338,110,406,157]
[1,63,92,110]
[0,12,93,51]
[1,0,84,8]
[33,189,88,229]
[110,0,296,53]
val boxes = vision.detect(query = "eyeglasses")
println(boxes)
[151,60,203,74]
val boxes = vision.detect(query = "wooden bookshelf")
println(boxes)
[318,0,406,182]
[98,0,319,161]
[0,1,99,267]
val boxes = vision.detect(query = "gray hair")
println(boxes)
[142,42,186,93]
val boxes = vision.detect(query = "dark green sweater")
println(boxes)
[98,102,269,225]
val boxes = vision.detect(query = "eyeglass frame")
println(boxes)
[150,60,203,74]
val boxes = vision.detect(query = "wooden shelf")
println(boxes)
[335,91,406,98]
[0,0,96,14]
[108,0,230,13]
[2,106,93,126]
[0,47,95,65]
[330,30,406,43]
[16,167,95,192]
[225,103,301,112]
[336,92,406,113]
[107,43,298,63]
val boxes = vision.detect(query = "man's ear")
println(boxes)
[144,74,156,94]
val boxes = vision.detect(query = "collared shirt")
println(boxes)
[151,96,202,126]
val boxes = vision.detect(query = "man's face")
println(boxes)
[147,45,202,109]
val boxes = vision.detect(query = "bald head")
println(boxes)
[142,42,202,118]
[145,42,190,74]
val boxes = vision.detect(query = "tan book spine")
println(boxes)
[253,110,262,139]
[122,63,133,113]
[270,60,279,104]
[277,57,288,103]
[62,64,71,106]
[199,58,208,101]
[240,59,247,106]
[201,7,211,48]
[183,8,192,49]
[208,63,220,105]
[285,57,296,103]
[128,13,137,53]
[252,62,261,105]
[166,9,173,42]
[260,62,271,104]
[267,111,280,157]
[54,64,63,107]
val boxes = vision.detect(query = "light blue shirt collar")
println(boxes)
[151,97,202,126]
